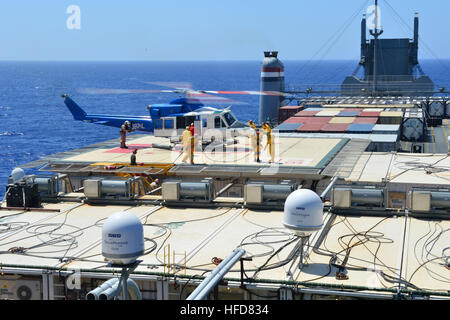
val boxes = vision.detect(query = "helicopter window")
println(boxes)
[155,119,163,129]
[214,116,223,128]
[164,119,174,129]
[202,118,207,128]
[223,112,236,126]
[176,117,185,129]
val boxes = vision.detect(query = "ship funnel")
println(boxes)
[259,51,285,125]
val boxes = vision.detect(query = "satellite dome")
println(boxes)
[9,168,25,183]
[283,189,323,237]
[102,211,144,265]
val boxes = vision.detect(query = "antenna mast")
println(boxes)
[370,0,383,95]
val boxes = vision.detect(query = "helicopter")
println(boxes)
[62,82,288,143]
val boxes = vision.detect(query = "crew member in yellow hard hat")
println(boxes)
[262,122,274,163]
[181,126,193,163]
[247,120,261,162]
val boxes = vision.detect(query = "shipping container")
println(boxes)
[294,116,332,124]
[367,134,399,152]
[303,103,323,109]
[320,107,345,111]
[427,101,445,118]
[296,122,325,132]
[378,111,403,124]
[358,111,381,117]
[329,117,355,124]
[344,108,364,112]
[309,116,333,123]
[303,107,324,111]
[372,124,401,134]
[401,109,425,142]
[363,108,384,112]
[315,110,340,117]
[295,110,319,117]
[321,123,350,132]
[347,123,375,133]
[278,105,303,123]
[274,122,303,132]
[338,110,361,117]
[282,116,305,124]
[353,117,378,124]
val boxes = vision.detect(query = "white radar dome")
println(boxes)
[102,211,144,265]
[9,168,25,183]
[283,189,324,237]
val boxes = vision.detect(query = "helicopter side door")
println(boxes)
[153,116,182,137]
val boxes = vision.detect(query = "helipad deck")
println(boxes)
[46,134,349,171]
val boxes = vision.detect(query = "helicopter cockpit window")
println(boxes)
[223,112,236,126]
[202,118,207,128]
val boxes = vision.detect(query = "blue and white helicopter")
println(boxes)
[62,82,287,142]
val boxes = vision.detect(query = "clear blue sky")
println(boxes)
[1,0,449,61]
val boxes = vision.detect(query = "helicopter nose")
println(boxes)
[230,120,246,128]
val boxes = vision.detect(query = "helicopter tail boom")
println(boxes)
[62,94,87,120]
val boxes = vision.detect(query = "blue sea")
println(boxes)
[1,60,450,198]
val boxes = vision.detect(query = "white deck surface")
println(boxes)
[347,152,450,185]
[1,200,448,296]
[298,215,406,289]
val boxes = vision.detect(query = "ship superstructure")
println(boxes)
[341,12,434,96]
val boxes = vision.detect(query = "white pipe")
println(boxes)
[186,249,242,300]
[186,249,245,300]
[99,281,120,300]
[126,279,142,300]
[86,278,119,300]
[192,249,245,300]
[320,176,339,200]
[98,278,142,300]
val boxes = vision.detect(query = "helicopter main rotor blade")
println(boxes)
[76,87,246,105]
[186,92,247,105]
[77,88,182,95]
[144,81,193,90]
[200,90,290,97]
[144,81,289,97]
